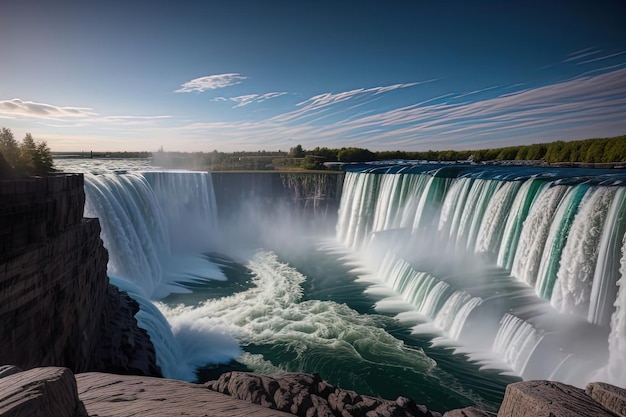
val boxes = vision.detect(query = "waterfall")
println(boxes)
[551,186,618,321]
[535,184,589,300]
[438,178,500,252]
[496,179,546,270]
[475,181,522,256]
[602,231,626,386]
[142,171,219,253]
[85,173,169,297]
[79,162,626,389]
[511,185,569,287]
[336,164,626,387]
[491,314,544,377]
[336,171,444,249]
[375,253,453,319]
[84,171,236,380]
[588,188,626,326]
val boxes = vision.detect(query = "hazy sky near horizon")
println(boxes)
[1,0,625,152]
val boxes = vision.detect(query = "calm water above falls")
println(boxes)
[57,158,626,413]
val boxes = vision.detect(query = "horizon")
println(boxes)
[1,0,625,152]
[46,132,626,156]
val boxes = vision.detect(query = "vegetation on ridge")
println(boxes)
[0,128,54,177]
[4,124,625,172]
[150,134,626,171]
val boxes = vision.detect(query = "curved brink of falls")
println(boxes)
[81,163,626,391]
[338,164,626,388]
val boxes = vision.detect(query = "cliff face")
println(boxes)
[211,171,344,231]
[0,174,160,376]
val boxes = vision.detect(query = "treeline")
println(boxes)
[0,128,54,177]
[297,135,626,165]
[151,134,626,171]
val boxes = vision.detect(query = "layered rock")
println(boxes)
[586,382,626,417]
[497,380,620,417]
[0,174,160,376]
[1,367,294,417]
[91,285,161,377]
[0,367,87,417]
[206,371,443,417]
[76,372,296,417]
[0,174,84,260]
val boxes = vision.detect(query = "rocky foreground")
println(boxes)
[1,365,625,417]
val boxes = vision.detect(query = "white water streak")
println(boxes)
[551,187,617,319]
[512,185,569,287]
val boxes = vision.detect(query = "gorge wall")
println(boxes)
[0,174,160,376]
[211,171,344,223]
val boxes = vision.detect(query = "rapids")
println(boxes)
[55,158,626,412]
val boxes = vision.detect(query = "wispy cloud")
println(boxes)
[296,82,423,110]
[271,82,429,124]
[564,47,603,63]
[211,92,288,108]
[8,68,624,153]
[0,98,172,131]
[175,73,247,93]
[100,115,172,127]
[174,68,626,151]
[576,51,626,65]
[0,98,97,119]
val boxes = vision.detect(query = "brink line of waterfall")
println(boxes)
[74,161,626,409]
[337,163,626,388]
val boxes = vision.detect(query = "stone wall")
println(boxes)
[0,174,160,376]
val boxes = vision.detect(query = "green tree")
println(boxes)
[496,147,518,160]
[337,147,376,162]
[19,132,37,174]
[300,155,320,169]
[0,128,54,175]
[289,144,305,158]
[0,127,19,168]
[34,140,54,173]
[583,139,606,163]
[602,136,626,162]
[525,143,547,160]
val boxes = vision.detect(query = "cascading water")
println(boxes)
[535,184,589,300]
[337,163,626,388]
[474,181,522,256]
[496,179,546,270]
[84,171,237,380]
[588,188,626,326]
[59,156,626,411]
[511,185,569,287]
[551,186,618,320]
[491,314,544,377]
[599,233,626,384]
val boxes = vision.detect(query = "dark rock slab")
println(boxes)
[498,380,618,417]
[76,372,296,417]
[0,366,87,417]
[587,382,626,417]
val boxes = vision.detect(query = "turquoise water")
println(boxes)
[163,246,517,413]
[58,159,626,413]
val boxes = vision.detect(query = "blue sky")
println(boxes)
[0,0,625,152]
